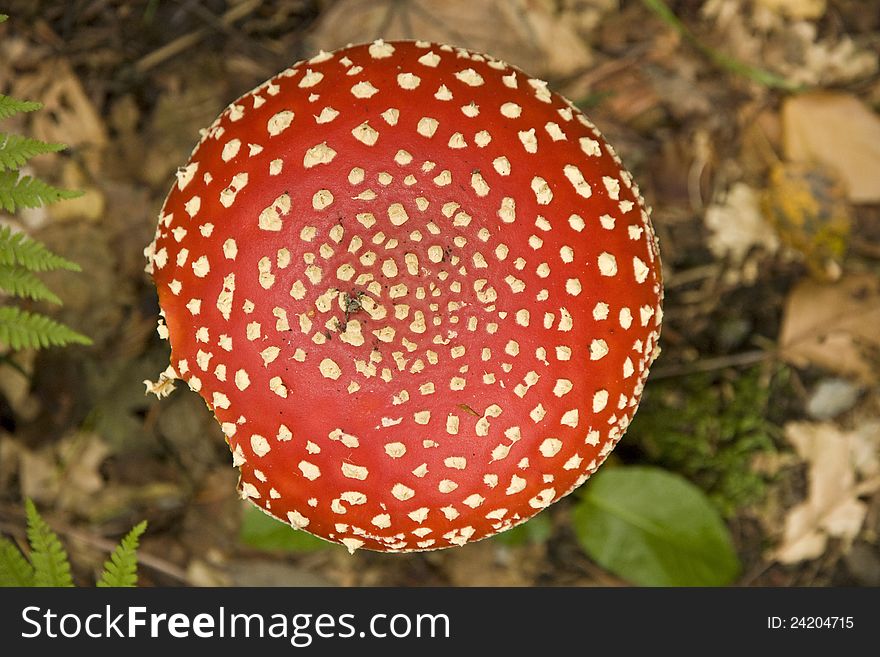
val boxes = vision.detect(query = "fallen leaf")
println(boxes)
[774,422,876,564]
[783,93,880,204]
[779,273,880,384]
[756,0,826,20]
[306,0,592,80]
[12,59,108,177]
[761,161,850,280]
[704,182,779,262]
[703,2,877,87]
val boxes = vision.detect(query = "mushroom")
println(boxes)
[145,40,663,553]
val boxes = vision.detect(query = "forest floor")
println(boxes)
[1,0,879,587]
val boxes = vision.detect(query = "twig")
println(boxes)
[0,517,191,585]
[134,0,261,74]
[650,349,772,379]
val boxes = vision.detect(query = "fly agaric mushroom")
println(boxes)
[145,40,662,553]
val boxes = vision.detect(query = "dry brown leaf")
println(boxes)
[783,93,880,204]
[779,273,880,384]
[774,422,875,564]
[18,432,110,512]
[12,59,108,176]
[704,182,779,262]
[756,0,826,20]
[703,2,877,87]
[306,0,592,79]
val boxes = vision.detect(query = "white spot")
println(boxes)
[493,156,511,176]
[258,193,291,231]
[251,434,270,457]
[191,255,210,278]
[518,129,538,153]
[298,69,323,87]
[392,483,415,501]
[561,409,579,427]
[563,164,593,198]
[351,81,379,98]
[303,142,337,168]
[341,463,368,480]
[315,106,339,123]
[634,257,650,283]
[369,40,395,58]
[176,162,198,191]
[455,68,484,86]
[598,252,618,276]
[351,121,379,146]
[417,117,439,138]
[500,102,522,118]
[531,177,552,205]
[540,438,563,457]
[312,189,334,210]
[590,339,609,361]
[580,136,601,157]
[221,139,241,162]
[319,358,342,380]
[397,72,421,89]
[267,110,294,136]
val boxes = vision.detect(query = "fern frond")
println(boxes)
[0,266,62,303]
[0,133,66,172]
[0,15,8,23]
[97,521,147,588]
[0,306,91,350]
[0,536,35,587]
[25,499,73,587]
[0,95,41,121]
[0,226,80,271]
[0,171,82,212]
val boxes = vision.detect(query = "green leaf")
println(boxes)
[0,95,42,121]
[25,499,74,587]
[0,15,8,23]
[0,225,81,271]
[0,306,92,350]
[97,521,147,587]
[0,536,35,587]
[0,171,83,213]
[572,466,741,586]
[240,504,336,552]
[0,133,66,172]
[0,266,62,303]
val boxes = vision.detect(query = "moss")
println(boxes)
[628,365,787,517]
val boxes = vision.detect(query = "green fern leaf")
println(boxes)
[0,266,62,303]
[0,171,82,212]
[0,225,81,271]
[0,306,91,350]
[0,536,36,587]
[0,14,7,23]
[0,95,41,121]
[97,521,147,588]
[25,499,73,587]
[0,133,66,172]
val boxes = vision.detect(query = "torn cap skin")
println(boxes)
[145,40,663,554]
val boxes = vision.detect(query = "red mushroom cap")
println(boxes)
[146,40,663,553]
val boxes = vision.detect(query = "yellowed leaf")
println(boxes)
[783,93,880,204]
[306,0,592,79]
[774,422,874,564]
[756,0,826,20]
[779,273,880,384]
